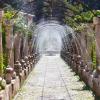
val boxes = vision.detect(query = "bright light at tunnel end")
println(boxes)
[33,20,74,55]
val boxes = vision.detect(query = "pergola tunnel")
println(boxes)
[34,20,85,64]
[34,20,74,56]
[0,0,100,100]
[13,19,95,100]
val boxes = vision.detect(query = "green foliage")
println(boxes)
[4,4,14,12]
[0,53,4,76]
[64,17,78,28]
[94,10,100,17]
[2,26,6,50]
[3,53,8,72]
[91,38,96,70]
[74,15,82,22]
[4,11,15,20]
[74,11,94,23]
[14,13,35,38]
[14,14,27,33]
[74,24,86,33]
[64,0,82,14]
[3,5,17,20]
[2,24,9,72]
[64,0,100,27]
[0,78,6,90]
[0,17,6,77]
[74,10,100,24]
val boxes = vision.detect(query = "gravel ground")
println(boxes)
[13,54,94,100]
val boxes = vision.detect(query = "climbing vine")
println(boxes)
[91,40,96,70]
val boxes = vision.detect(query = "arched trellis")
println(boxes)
[61,33,82,55]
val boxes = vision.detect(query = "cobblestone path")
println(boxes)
[13,55,94,100]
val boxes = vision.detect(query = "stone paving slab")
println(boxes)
[13,55,94,100]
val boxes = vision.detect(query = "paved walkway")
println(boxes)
[13,55,94,100]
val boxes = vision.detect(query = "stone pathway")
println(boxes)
[13,54,94,100]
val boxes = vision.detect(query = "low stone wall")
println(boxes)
[0,65,33,100]
[61,17,100,98]
[0,77,20,100]
[0,54,40,100]
[61,52,100,98]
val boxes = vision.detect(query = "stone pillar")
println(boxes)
[27,14,34,55]
[14,32,22,62]
[4,19,14,68]
[27,14,34,26]
[23,36,29,57]
[93,17,100,66]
